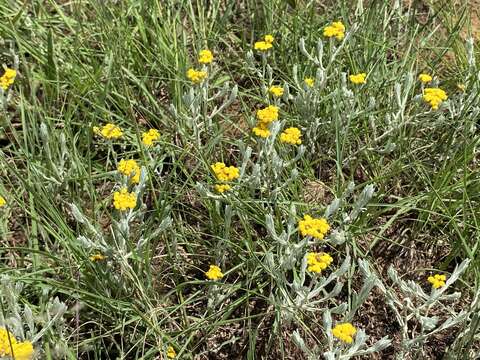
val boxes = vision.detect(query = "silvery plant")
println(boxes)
[378,259,472,359]
[169,65,237,147]
[292,308,391,360]
[262,183,391,357]
[0,275,69,358]
[71,165,172,264]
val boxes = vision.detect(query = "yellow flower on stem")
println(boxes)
[0,196,6,208]
[0,327,34,360]
[423,88,447,110]
[323,21,345,40]
[113,188,137,211]
[214,184,231,193]
[304,78,315,88]
[264,34,274,44]
[141,129,160,146]
[198,49,214,64]
[349,73,367,85]
[269,85,284,97]
[252,124,271,138]
[298,215,330,240]
[332,323,357,344]
[205,265,224,280]
[279,127,302,145]
[211,162,240,182]
[89,253,106,262]
[186,68,207,84]
[95,123,123,139]
[117,159,141,184]
[418,73,432,84]
[254,35,274,51]
[0,68,16,90]
[428,274,446,289]
[166,345,176,359]
[256,105,279,124]
[306,252,333,273]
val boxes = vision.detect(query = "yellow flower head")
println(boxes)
[279,127,302,145]
[306,252,333,273]
[254,41,273,51]
[298,215,330,240]
[0,328,34,360]
[187,68,207,84]
[252,123,271,138]
[211,162,240,182]
[418,73,432,84]
[428,274,446,289]
[423,88,448,110]
[198,49,214,64]
[254,34,274,51]
[117,159,141,184]
[264,34,274,44]
[205,264,224,280]
[113,188,137,211]
[214,184,231,193]
[256,105,279,124]
[0,68,17,90]
[269,85,284,97]
[349,73,367,85]
[323,21,345,40]
[0,196,6,208]
[332,323,357,344]
[96,123,123,139]
[0,327,17,355]
[166,345,176,359]
[141,129,160,146]
[89,253,106,262]
[304,78,315,88]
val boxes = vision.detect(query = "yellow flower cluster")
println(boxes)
[187,68,207,84]
[167,345,176,358]
[118,159,141,184]
[428,274,446,289]
[349,73,367,85]
[214,184,231,193]
[94,123,123,139]
[279,127,302,145]
[323,21,346,40]
[89,253,106,262]
[306,252,333,273]
[304,77,315,88]
[0,195,6,207]
[332,323,357,344]
[254,34,274,51]
[0,328,34,360]
[211,162,240,182]
[298,215,330,240]
[423,87,447,110]
[0,68,16,90]
[198,49,214,64]
[205,264,224,280]
[269,85,284,97]
[211,162,239,193]
[141,129,160,146]
[418,73,432,84]
[113,188,137,211]
[252,105,279,138]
